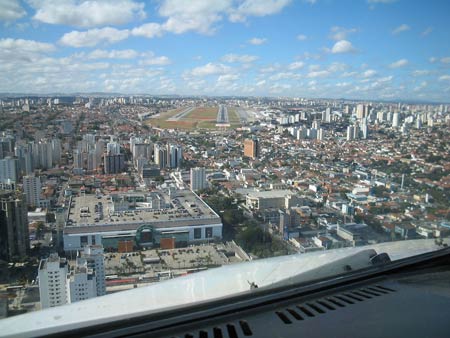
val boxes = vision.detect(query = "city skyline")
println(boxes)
[0,0,450,101]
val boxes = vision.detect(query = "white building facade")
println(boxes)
[66,261,97,303]
[23,175,41,207]
[38,254,69,309]
[190,167,206,191]
[81,245,106,296]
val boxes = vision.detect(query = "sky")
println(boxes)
[0,0,449,102]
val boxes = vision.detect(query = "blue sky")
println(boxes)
[0,0,449,101]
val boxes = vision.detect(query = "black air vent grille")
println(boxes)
[276,284,396,325]
[175,320,254,338]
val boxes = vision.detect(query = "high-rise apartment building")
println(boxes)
[106,142,121,155]
[0,157,19,184]
[104,153,125,174]
[38,253,69,309]
[356,104,365,119]
[51,139,61,164]
[66,260,97,304]
[32,141,53,170]
[392,112,400,128]
[154,143,168,169]
[168,144,183,168]
[0,190,29,260]
[23,175,41,207]
[190,167,207,191]
[243,138,259,159]
[14,144,33,175]
[80,245,106,296]
[346,126,354,141]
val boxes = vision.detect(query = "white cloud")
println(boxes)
[389,58,408,68]
[259,63,280,73]
[420,27,433,37]
[88,49,138,59]
[413,81,427,92]
[0,38,56,67]
[159,0,230,35]
[441,57,450,64]
[31,0,146,28]
[287,61,304,70]
[221,53,258,63]
[0,0,26,22]
[362,69,377,78]
[46,0,291,45]
[130,0,292,38]
[229,0,291,22]
[297,34,307,41]
[336,82,351,87]
[307,70,330,78]
[378,75,393,82]
[269,72,300,80]
[411,70,430,76]
[269,82,292,93]
[392,24,410,35]
[217,74,239,85]
[0,38,55,53]
[329,26,357,41]
[248,37,267,45]
[139,54,171,66]
[429,57,437,63]
[341,71,358,77]
[59,27,130,47]
[327,62,348,73]
[189,62,231,77]
[439,75,450,81]
[331,40,357,54]
[131,23,164,38]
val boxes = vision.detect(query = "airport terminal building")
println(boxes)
[63,190,222,252]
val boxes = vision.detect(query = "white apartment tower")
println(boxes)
[190,167,207,191]
[66,259,97,303]
[23,175,41,207]
[0,157,19,184]
[80,245,106,296]
[346,126,354,141]
[392,112,400,128]
[38,253,69,309]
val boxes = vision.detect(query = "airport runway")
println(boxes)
[216,105,229,124]
[167,106,195,121]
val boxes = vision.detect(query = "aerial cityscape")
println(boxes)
[0,0,449,323]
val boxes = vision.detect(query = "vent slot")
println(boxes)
[226,324,239,338]
[317,300,336,311]
[351,291,372,299]
[199,330,208,338]
[213,327,223,338]
[326,297,345,307]
[274,284,397,326]
[307,303,325,314]
[296,306,315,317]
[343,293,364,302]
[276,311,292,324]
[334,295,354,304]
[375,285,396,293]
[286,308,304,321]
[368,286,388,294]
[360,288,382,297]
[239,321,253,336]
[185,334,194,338]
